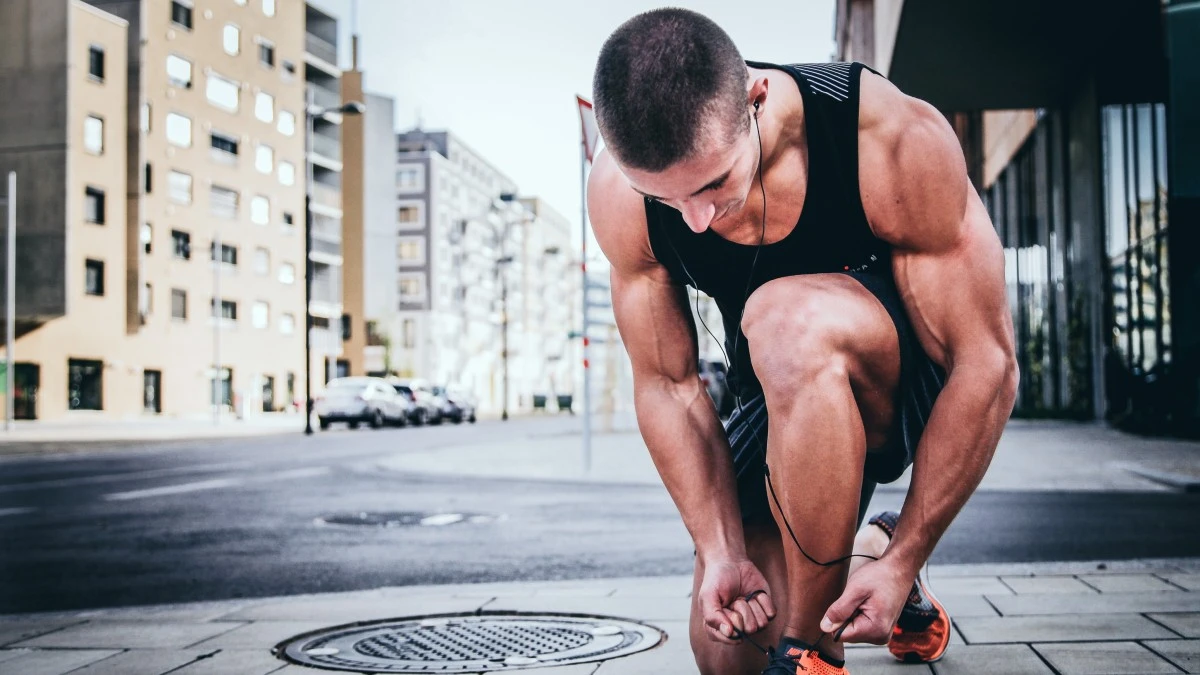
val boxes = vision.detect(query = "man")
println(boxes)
[587,9,1018,675]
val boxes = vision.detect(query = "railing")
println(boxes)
[310,133,341,162]
[311,182,341,212]
[309,84,341,112]
[311,237,341,258]
[305,33,337,66]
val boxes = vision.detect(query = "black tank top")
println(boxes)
[645,61,890,397]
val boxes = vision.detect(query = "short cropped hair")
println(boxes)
[593,8,749,172]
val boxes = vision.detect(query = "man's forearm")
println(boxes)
[883,358,1018,576]
[635,378,747,561]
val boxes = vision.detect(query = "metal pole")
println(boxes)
[501,255,509,421]
[304,87,315,435]
[213,228,221,426]
[580,144,591,473]
[5,172,15,431]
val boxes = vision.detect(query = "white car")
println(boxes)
[315,377,411,430]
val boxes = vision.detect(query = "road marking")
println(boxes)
[101,466,331,502]
[0,507,36,517]
[0,461,254,493]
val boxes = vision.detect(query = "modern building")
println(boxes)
[0,0,309,421]
[835,0,1199,436]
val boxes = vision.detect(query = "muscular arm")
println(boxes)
[588,151,747,562]
[860,75,1019,579]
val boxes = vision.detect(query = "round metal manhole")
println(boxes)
[314,512,503,528]
[275,612,664,672]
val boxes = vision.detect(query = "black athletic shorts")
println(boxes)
[725,271,947,526]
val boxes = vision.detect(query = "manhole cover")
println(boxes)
[275,612,664,672]
[315,512,501,528]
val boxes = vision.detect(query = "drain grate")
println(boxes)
[275,612,664,672]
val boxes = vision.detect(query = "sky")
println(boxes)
[308,0,838,247]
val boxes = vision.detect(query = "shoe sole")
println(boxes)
[890,576,951,664]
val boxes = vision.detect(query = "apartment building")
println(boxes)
[835,0,1200,435]
[0,0,309,420]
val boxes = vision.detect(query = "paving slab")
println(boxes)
[1149,613,1200,638]
[0,648,122,675]
[930,643,1054,674]
[1144,639,1200,673]
[0,617,88,647]
[956,614,1177,643]
[186,621,332,650]
[924,576,1014,596]
[70,600,263,624]
[1033,640,1182,674]
[1000,576,1099,595]
[61,648,215,675]
[939,593,1001,618]
[482,595,693,623]
[1163,574,1200,591]
[213,595,487,622]
[990,590,1200,616]
[592,621,690,674]
[8,621,245,650]
[1078,574,1184,593]
[168,648,291,674]
[844,646,932,675]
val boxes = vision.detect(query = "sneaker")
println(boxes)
[866,511,952,663]
[762,637,849,675]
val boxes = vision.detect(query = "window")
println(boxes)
[206,73,239,112]
[397,205,421,228]
[397,166,423,191]
[210,184,239,219]
[88,46,105,81]
[171,230,191,260]
[234,0,246,4]
[278,262,295,284]
[223,24,240,55]
[141,223,152,254]
[277,160,294,186]
[399,275,423,300]
[257,39,275,67]
[255,144,273,173]
[85,259,105,296]
[140,282,152,318]
[252,301,269,329]
[212,298,237,322]
[210,130,238,160]
[211,242,237,266]
[401,318,416,348]
[85,186,105,224]
[398,237,424,263]
[283,212,295,228]
[84,115,104,155]
[280,313,296,335]
[251,195,269,224]
[68,359,104,411]
[171,288,187,320]
[254,247,270,275]
[262,0,275,17]
[277,110,295,136]
[170,0,193,30]
[165,112,191,147]
[166,54,192,88]
[143,162,152,193]
[168,170,192,204]
[255,91,274,123]
[141,102,151,133]
[282,59,296,76]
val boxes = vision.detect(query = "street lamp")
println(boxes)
[304,95,364,436]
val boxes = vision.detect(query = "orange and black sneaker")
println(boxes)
[867,511,952,663]
[762,637,849,675]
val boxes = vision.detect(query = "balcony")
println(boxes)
[311,132,340,162]
[312,237,341,258]
[305,33,338,67]
[309,84,342,113]
[311,182,341,213]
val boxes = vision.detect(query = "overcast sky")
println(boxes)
[308,0,837,247]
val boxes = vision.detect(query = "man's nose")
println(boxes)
[680,200,716,233]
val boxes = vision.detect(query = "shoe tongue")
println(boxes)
[777,637,846,669]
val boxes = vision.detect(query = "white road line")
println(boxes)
[0,507,36,517]
[101,466,331,502]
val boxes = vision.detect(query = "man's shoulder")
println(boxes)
[587,150,657,274]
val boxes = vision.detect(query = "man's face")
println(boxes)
[619,115,758,234]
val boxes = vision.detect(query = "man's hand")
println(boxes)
[698,558,777,645]
[819,558,911,644]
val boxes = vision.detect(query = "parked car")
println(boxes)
[434,385,477,424]
[699,360,734,418]
[389,378,443,426]
[315,377,411,430]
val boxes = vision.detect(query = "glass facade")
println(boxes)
[983,103,1170,425]
[1101,103,1171,428]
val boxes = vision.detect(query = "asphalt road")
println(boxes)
[1,419,1197,614]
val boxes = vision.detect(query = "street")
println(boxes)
[1,417,1198,615]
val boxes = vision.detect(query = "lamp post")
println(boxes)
[304,93,364,435]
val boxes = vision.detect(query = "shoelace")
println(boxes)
[762,645,816,673]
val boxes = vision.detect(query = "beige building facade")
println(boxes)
[1,0,310,421]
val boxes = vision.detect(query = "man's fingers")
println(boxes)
[750,590,777,620]
[704,608,742,644]
[820,585,869,634]
[740,595,769,632]
[726,598,757,635]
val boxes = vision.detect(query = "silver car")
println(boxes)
[315,377,411,430]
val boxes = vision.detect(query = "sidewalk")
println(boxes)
[1,558,1198,674]
[0,412,304,448]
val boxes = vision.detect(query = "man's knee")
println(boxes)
[741,279,851,394]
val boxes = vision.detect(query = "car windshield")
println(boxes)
[394,385,413,395]
[329,380,367,391]
[432,386,445,395]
